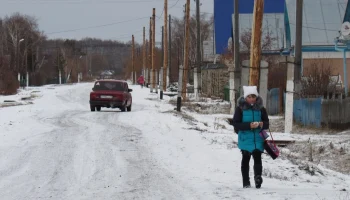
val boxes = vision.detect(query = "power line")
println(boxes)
[157,0,180,19]
[158,10,165,20]
[169,0,180,9]
[47,16,150,34]
[289,22,340,32]
[172,5,213,14]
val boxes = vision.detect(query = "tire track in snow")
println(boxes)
[80,110,201,200]
[0,84,201,200]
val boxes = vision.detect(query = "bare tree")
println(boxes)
[301,59,333,97]
[0,56,18,94]
[2,13,44,73]
[0,18,4,56]
[0,12,153,88]
[221,27,284,90]
[0,13,44,90]
[169,13,213,82]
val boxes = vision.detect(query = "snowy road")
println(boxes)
[1,83,350,200]
[0,83,199,200]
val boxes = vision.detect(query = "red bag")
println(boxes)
[263,131,280,160]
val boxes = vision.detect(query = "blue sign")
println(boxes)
[214,0,285,54]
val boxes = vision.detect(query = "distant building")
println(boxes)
[99,70,114,79]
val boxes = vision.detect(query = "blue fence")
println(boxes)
[267,88,323,128]
[294,98,322,128]
[267,88,350,129]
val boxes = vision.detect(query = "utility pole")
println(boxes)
[163,0,168,91]
[145,39,149,86]
[177,41,179,69]
[149,17,152,89]
[89,40,92,78]
[16,40,19,82]
[249,0,264,86]
[195,0,201,100]
[230,0,241,113]
[75,55,78,83]
[183,4,186,66]
[285,56,295,133]
[85,47,88,79]
[25,41,28,88]
[143,26,146,86]
[168,15,172,83]
[285,0,303,133]
[182,0,190,100]
[17,39,24,85]
[56,42,61,84]
[161,26,164,99]
[152,8,156,92]
[132,34,135,84]
[177,65,183,111]
[294,0,303,96]
[234,0,240,87]
[89,53,92,77]
[161,26,164,66]
[58,49,62,84]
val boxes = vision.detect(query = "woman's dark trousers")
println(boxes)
[241,150,263,188]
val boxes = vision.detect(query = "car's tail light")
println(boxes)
[90,93,99,99]
[112,94,122,100]
[117,94,124,100]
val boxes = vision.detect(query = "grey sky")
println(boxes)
[0,0,213,44]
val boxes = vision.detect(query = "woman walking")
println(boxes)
[232,86,269,188]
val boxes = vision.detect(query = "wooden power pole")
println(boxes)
[294,0,303,95]
[195,0,201,99]
[163,0,168,91]
[234,0,241,91]
[146,39,149,82]
[160,26,164,99]
[182,0,190,100]
[143,26,146,82]
[230,0,241,113]
[152,8,156,91]
[249,0,264,86]
[132,34,135,84]
[149,17,152,89]
[168,15,172,83]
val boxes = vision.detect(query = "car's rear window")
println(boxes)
[93,81,125,91]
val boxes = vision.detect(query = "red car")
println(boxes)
[89,80,132,112]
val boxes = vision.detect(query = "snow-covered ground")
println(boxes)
[0,83,349,200]
[0,88,41,107]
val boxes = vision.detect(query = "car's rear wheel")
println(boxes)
[127,104,132,112]
[96,106,101,111]
[90,105,96,112]
[120,104,126,112]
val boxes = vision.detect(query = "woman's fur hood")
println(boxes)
[236,96,264,110]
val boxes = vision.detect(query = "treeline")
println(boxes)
[0,13,131,94]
